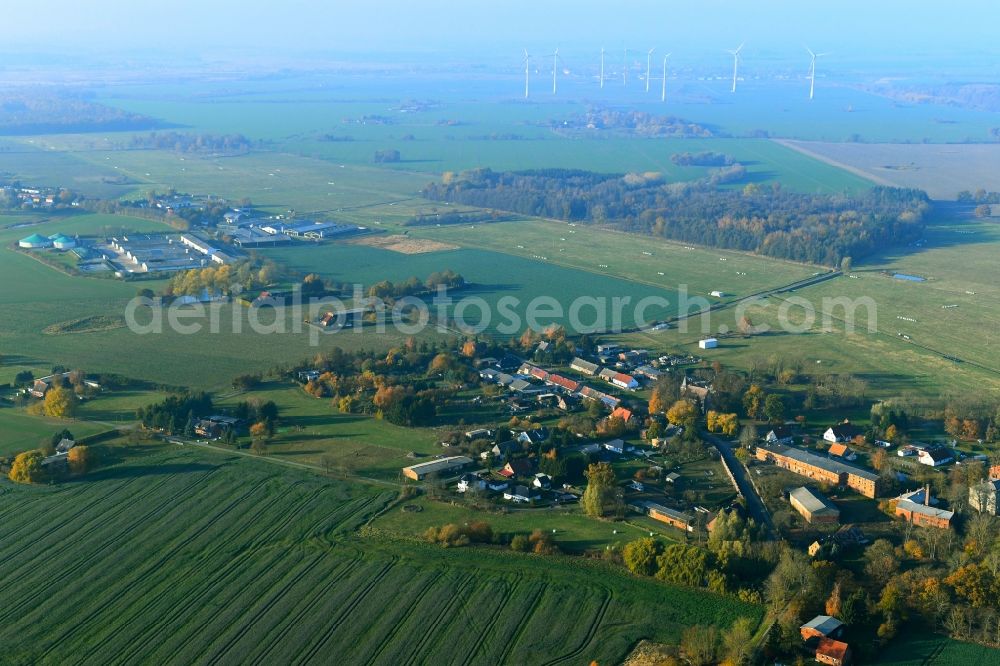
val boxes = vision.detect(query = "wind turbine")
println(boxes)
[806,47,829,100]
[727,42,744,93]
[661,53,672,102]
[552,48,559,94]
[522,49,531,98]
[645,48,655,93]
[600,47,605,89]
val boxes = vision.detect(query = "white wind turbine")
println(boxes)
[727,42,744,93]
[600,47,605,89]
[552,48,559,94]
[522,49,531,98]
[661,53,672,102]
[645,48,655,92]
[806,47,829,100]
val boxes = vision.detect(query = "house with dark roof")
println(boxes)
[800,615,845,641]
[823,421,862,443]
[917,447,953,467]
[499,458,535,478]
[766,426,795,445]
[517,428,550,445]
[503,485,539,503]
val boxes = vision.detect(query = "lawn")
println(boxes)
[0,441,763,665]
[874,626,1000,665]
[0,407,110,457]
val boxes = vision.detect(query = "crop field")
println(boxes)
[0,444,763,665]
[780,140,1000,199]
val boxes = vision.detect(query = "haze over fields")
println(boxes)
[1,2,999,666]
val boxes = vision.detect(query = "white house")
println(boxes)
[532,473,552,489]
[917,447,953,467]
[503,485,538,503]
[823,422,862,443]
[457,473,485,493]
[698,338,718,350]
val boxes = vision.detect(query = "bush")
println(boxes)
[510,534,530,552]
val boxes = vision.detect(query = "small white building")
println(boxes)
[698,338,718,350]
[710,291,725,298]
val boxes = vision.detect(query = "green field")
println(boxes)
[874,627,1000,665]
[0,408,110,457]
[0,443,763,665]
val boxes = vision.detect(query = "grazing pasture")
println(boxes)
[0,444,763,665]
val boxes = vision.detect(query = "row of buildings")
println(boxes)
[755,442,881,498]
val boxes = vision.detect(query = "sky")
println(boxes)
[2,0,997,69]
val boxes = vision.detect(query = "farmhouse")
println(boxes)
[755,443,880,498]
[578,386,620,409]
[499,458,535,479]
[969,478,1000,515]
[823,422,862,443]
[634,501,693,532]
[401,456,472,481]
[800,615,845,641]
[571,358,600,375]
[598,368,638,390]
[633,365,661,381]
[766,426,795,445]
[895,487,953,529]
[916,447,953,467]
[815,638,851,666]
[789,486,840,524]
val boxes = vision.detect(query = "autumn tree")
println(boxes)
[9,450,44,483]
[742,385,765,419]
[666,400,698,429]
[680,625,718,666]
[460,339,478,358]
[67,445,93,474]
[43,386,77,418]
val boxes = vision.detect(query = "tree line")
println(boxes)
[422,168,930,265]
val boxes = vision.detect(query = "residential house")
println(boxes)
[516,428,549,445]
[610,406,635,424]
[633,365,661,381]
[598,368,639,390]
[297,370,321,382]
[969,478,1000,515]
[29,379,51,399]
[499,458,535,479]
[917,447,953,467]
[55,438,76,454]
[603,439,626,455]
[823,422,862,443]
[827,443,857,461]
[766,426,795,445]
[482,440,521,462]
[665,472,681,484]
[815,638,851,666]
[532,473,552,489]
[457,473,484,493]
[800,615,845,641]
[503,485,538,503]
[546,373,581,393]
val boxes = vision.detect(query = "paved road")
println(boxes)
[703,433,775,537]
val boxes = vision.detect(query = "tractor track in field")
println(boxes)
[292,558,398,666]
[0,471,150,554]
[0,469,198,619]
[494,583,547,666]
[459,575,521,666]
[37,472,275,663]
[541,589,614,666]
[248,557,366,666]
[403,572,477,666]
[201,553,334,666]
[363,569,447,666]
[103,481,316,666]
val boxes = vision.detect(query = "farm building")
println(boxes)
[895,487,953,529]
[710,290,725,298]
[789,487,840,524]
[698,338,718,349]
[827,443,857,461]
[800,615,845,641]
[18,233,52,249]
[598,368,638,390]
[969,478,1000,515]
[755,443,880,498]
[503,485,538,503]
[823,422,862,443]
[634,501,693,532]
[401,456,472,481]
[815,638,851,666]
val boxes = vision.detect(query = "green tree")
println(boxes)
[623,537,663,576]
[582,462,617,518]
[763,394,785,423]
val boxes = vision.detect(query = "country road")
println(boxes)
[703,433,775,537]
